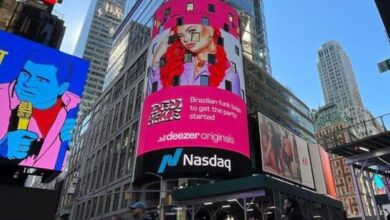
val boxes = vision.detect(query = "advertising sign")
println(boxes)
[0,31,89,171]
[309,144,327,194]
[258,112,315,188]
[134,0,250,182]
[310,143,337,197]
[319,146,337,197]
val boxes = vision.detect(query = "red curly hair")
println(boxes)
[160,27,229,88]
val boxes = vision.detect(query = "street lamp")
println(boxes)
[146,172,164,220]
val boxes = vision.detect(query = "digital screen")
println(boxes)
[318,146,337,197]
[258,112,315,188]
[134,0,250,182]
[0,31,89,171]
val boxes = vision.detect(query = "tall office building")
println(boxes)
[58,1,317,219]
[75,0,127,116]
[225,0,271,74]
[317,41,382,137]
[314,104,376,219]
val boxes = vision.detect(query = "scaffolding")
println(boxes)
[323,113,390,220]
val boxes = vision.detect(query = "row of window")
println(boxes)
[150,75,233,93]
[79,121,138,197]
[74,182,135,220]
[165,3,218,15]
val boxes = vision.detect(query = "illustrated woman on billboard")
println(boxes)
[148,25,241,96]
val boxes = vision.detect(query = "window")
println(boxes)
[97,196,104,216]
[208,54,215,64]
[217,37,224,46]
[104,192,112,213]
[184,53,192,63]
[113,188,120,211]
[121,184,131,209]
[152,43,157,54]
[187,2,194,11]
[230,62,237,73]
[225,80,232,92]
[168,35,176,44]
[191,32,200,42]
[164,7,171,16]
[160,57,166,67]
[173,76,180,86]
[152,82,158,93]
[229,13,234,22]
[208,4,215,12]
[158,24,164,33]
[202,17,209,26]
[235,45,240,56]
[177,17,184,26]
[223,23,229,32]
[200,75,209,86]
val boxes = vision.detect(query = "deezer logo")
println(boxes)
[157,148,232,173]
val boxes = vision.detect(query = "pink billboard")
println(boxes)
[134,0,249,181]
[137,86,249,157]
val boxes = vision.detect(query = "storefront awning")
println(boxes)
[172,174,342,209]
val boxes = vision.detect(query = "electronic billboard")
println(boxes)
[134,0,250,182]
[0,31,89,171]
[258,112,315,188]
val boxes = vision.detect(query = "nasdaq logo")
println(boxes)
[158,148,183,173]
[157,148,232,173]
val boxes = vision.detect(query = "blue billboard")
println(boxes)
[0,30,89,171]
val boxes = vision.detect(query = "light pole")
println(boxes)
[146,172,164,220]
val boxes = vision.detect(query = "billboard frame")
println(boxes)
[257,112,316,191]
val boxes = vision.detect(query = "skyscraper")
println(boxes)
[317,41,382,137]
[75,0,127,116]
[225,0,271,74]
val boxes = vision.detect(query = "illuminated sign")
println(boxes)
[0,31,89,171]
[258,112,315,189]
[134,0,249,182]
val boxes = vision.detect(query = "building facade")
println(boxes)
[314,104,376,219]
[75,0,127,116]
[58,1,317,219]
[225,0,271,74]
[0,0,65,49]
[317,41,382,137]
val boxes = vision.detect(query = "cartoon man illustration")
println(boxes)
[0,53,79,170]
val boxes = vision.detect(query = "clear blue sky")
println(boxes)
[55,0,390,117]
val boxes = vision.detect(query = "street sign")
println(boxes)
[378,58,390,73]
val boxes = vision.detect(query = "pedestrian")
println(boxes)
[129,202,153,220]
[283,197,305,220]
